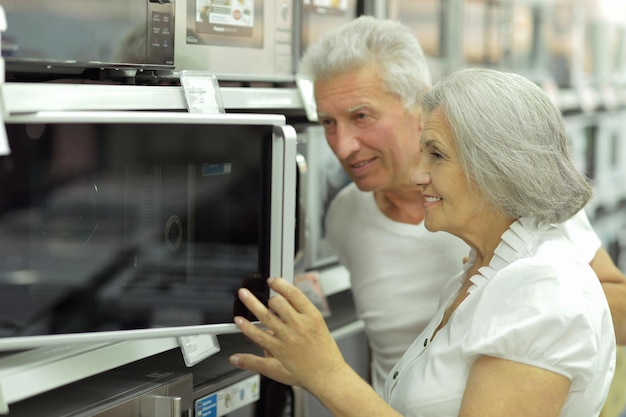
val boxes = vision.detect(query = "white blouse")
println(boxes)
[383,217,616,417]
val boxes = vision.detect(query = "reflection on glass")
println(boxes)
[0,122,272,337]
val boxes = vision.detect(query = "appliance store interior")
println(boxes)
[0,0,626,416]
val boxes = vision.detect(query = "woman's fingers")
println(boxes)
[266,277,320,317]
[237,278,321,330]
[232,314,298,386]
[234,314,275,349]
[229,352,296,386]
[232,278,344,390]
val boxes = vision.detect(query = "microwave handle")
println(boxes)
[294,153,308,273]
[149,0,174,3]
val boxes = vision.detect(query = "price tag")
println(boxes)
[178,333,221,367]
[179,70,225,114]
[295,272,331,317]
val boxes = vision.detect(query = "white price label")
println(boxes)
[179,71,225,114]
[178,333,221,367]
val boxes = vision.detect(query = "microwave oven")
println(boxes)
[1,0,175,80]
[174,0,296,83]
[0,111,296,350]
[175,0,363,83]
[297,0,359,69]
[295,124,351,273]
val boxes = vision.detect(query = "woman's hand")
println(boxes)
[229,277,347,391]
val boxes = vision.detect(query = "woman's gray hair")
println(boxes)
[298,15,432,110]
[422,68,592,224]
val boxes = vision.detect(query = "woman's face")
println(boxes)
[409,108,487,238]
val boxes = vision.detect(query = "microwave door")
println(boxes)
[294,152,308,274]
[0,114,292,347]
[271,124,297,284]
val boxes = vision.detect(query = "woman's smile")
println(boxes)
[423,194,442,209]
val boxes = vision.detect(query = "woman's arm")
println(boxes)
[591,247,626,345]
[460,356,570,417]
[229,277,402,417]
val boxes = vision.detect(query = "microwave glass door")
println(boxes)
[0,112,291,349]
[1,0,175,76]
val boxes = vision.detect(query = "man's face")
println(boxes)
[314,67,423,194]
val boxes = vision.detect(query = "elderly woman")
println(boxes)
[229,68,616,417]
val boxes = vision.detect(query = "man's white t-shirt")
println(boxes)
[325,182,601,395]
[326,183,470,393]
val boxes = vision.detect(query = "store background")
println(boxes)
[0,0,624,416]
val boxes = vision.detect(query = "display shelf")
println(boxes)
[329,319,366,341]
[557,88,587,113]
[2,80,622,117]
[0,83,305,114]
[0,338,179,414]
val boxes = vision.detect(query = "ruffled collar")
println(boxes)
[462,216,545,294]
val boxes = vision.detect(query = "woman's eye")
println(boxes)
[430,151,444,160]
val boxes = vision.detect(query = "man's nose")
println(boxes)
[410,163,430,187]
[333,124,360,159]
